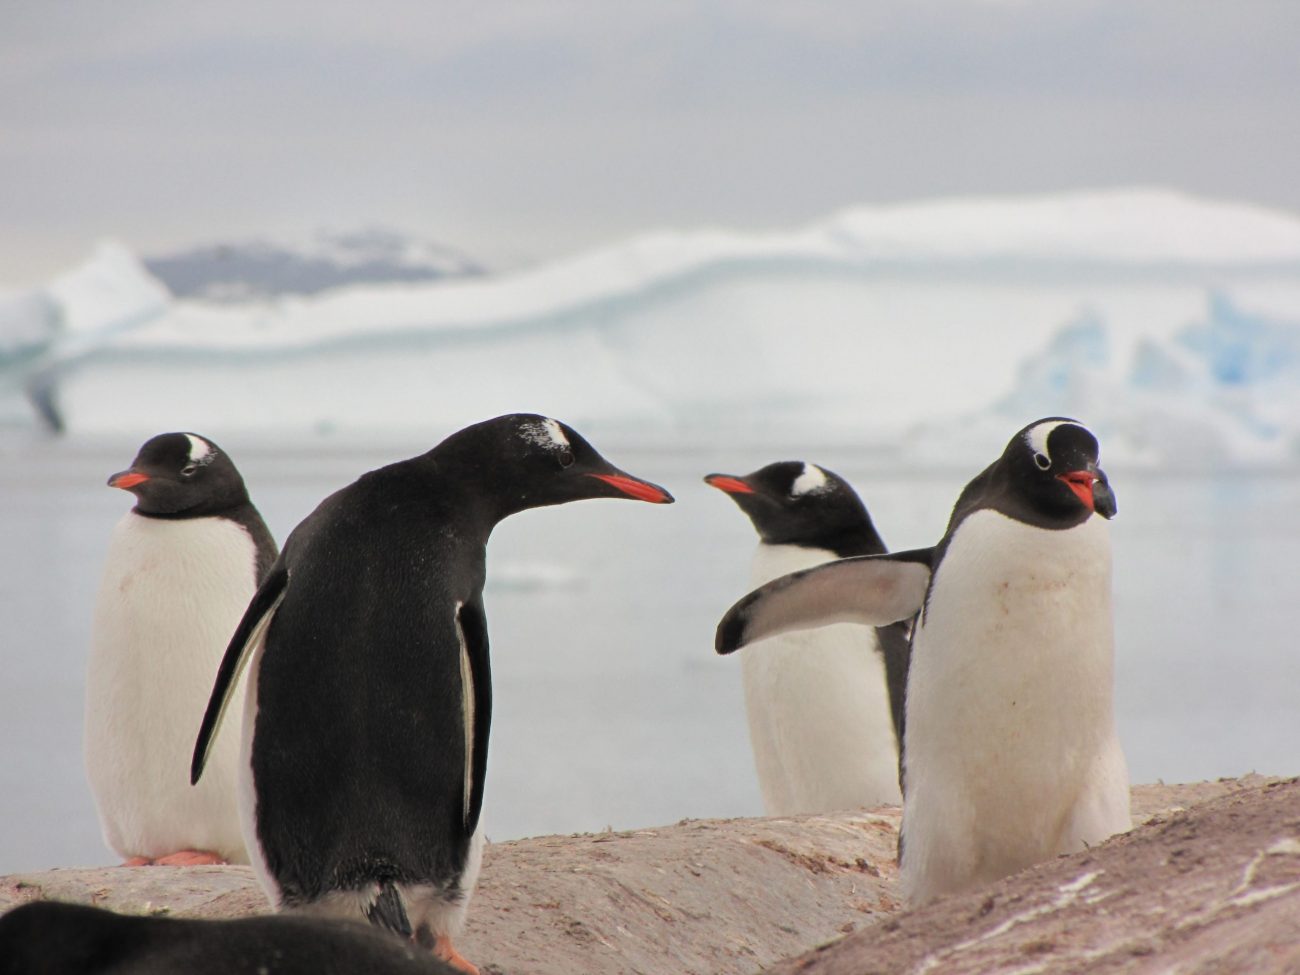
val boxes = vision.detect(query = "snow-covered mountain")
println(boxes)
[142,228,484,301]
[3,189,1299,466]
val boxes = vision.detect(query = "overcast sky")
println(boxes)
[2,0,1298,286]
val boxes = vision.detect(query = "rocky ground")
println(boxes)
[2,775,1295,974]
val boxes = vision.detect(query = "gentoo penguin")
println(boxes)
[715,419,1130,903]
[191,414,673,974]
[86,432,276,866]
[0,900,458,975]
[704,462,909,814]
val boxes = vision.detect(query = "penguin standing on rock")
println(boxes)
[716,419,1130,904]
[192,414,673,974]
[705,462,908,814]
[86,432,275,867]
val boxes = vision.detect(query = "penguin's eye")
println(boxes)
[558,450,575,469]
[180,463,199,478]
[1033,453,1051,471]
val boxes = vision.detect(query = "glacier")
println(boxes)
[2,188,1299,465]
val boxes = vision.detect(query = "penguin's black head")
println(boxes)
[108,432,251,518]
[439,414,674,517]
[1002,418,1117,524]
[704,461,879,552]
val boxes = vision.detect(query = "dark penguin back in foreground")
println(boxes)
[255,451,495,902]
[193,413,673,928]
[0,901,458,975]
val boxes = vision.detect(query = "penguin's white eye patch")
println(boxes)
[1024,419,1070,467]
[185,434,215,464]
[790,463,829,497]
[520,418,571,452]
[182,434,219,475]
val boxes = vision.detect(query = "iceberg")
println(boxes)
[923,293,1300,468]
[0,242,170,431]
[3,188,1299,466]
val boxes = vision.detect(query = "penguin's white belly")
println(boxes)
[742,544,902,816]
[85,513,256,863]
[901,511,1130,903]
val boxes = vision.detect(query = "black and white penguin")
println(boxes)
[715,419,1130,903]
[704,461,909,814]
[0,900,458,975]
[191,414,673,974]
[86,432,276,866]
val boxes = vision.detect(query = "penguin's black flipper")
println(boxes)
[876,619,913,764]
[456,600,492,836]
[716,548,934,655]
[191,565,290,784]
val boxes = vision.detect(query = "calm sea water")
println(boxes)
[2,438,1297,874]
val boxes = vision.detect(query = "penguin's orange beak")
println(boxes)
[109,471,150,490]
[704,474,756,495]
[1057,470,1097,511]
[587,473,673,504]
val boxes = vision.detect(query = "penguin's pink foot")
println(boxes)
[153,849,228,866]
[433,935,479,975]
[126,850,227,867]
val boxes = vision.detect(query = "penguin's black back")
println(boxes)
[0,901,457,975]
[253,456,487,903]
[232,413,673,911]
[236,503,278,583]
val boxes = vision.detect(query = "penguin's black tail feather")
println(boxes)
[366,880,412,939]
